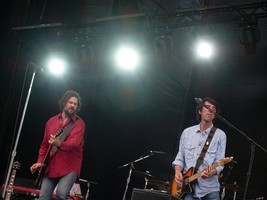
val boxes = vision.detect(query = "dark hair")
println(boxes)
[58,90,82,112]
[196,97,220,121]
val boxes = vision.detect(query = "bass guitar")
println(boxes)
[170,157,233,199]
[35,128,64,188]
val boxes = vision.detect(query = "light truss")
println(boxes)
[12,1,267,40]
[146,1,267,30]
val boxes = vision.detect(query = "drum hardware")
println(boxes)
[220,160,237,200]
[133,170,155,180]
[79,179,97,200]
[118,150,160,200]
[221,182,245,192]
[133,170,155,189]
[220,181,249,200]
[232,182,238,200]
[147,179,170,192]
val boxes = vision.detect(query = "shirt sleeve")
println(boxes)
[214,129,227,174]
[172,129,186,169]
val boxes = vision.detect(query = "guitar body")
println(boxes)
[170,167,194,199]
[170,157,233,199]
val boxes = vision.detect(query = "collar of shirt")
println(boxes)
[196,123,214,135]
[56,113,78,123]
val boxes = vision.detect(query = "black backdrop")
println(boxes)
[1,1,267,200]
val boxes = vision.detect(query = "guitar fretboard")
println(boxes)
[188,162,219,183]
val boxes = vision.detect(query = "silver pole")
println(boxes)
[1,68,36,198]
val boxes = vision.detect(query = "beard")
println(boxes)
[64,108,75,118]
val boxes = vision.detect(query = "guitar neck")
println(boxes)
[42,128,63,164]
[188,162,219,183]
[43,144,53,164]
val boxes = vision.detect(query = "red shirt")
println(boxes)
[37,113,85,179]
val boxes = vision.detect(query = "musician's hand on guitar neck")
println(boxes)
[30,163,44,174]
[48,134,61,147]
[201,168,217,179]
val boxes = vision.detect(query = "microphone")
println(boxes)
[194,97,202,104]
[149,150,166,155]
[29,62,44,73]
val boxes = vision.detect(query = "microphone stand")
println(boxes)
[231,181,238,200]
[201,102,267,200]
[118,151,155,200]
[1,63,37,198]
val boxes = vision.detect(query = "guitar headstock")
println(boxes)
[12,161,21,170]
[218,157,233,166]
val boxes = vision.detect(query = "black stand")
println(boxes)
[200,100,267,200]
[79,178,97,200]
[118,151,157,200]
[1,63,37,198]
[220,161,236,200]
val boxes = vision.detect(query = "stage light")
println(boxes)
[196,40,213,59]
[238,21,260,55]
[75,44,95,73]
[47,58,66,75]
[193,26,215,60]
[115,46,139,71]
[153,35,174,54]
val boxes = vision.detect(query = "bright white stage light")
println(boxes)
[196,41,213,59]
[115,47,139,71]
[47,58,65,75]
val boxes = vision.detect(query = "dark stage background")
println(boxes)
[1,0,267,200]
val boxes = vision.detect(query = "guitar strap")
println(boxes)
[50,116,80,158]
[194,126,217,172]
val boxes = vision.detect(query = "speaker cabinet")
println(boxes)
[131,188,175,200]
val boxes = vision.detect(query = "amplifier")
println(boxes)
[131,188,175,200]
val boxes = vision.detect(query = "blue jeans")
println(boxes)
[184,191,220,200]
[38,171,77,200]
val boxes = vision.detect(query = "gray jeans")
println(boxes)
[38,171,77,200]
[184,191,220,200]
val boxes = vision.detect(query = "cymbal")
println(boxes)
[221,183,245,192]
[147,180,170,191]
[133,170,155,179]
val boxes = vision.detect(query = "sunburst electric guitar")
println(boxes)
[34,128,63,188]
[170,157,233,199]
